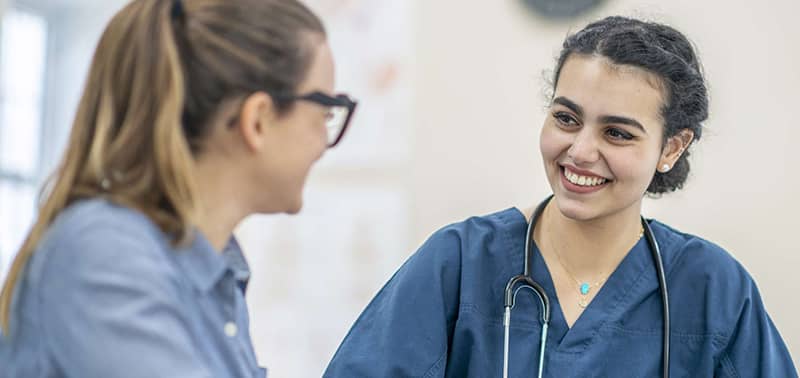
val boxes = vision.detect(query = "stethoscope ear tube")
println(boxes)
[502,196,554,378]
[642,217,670,378]
[501,195,670,378]
[503,281,550,378]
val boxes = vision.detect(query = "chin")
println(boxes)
[283,197,304,215]
[255,195,303,215]
[552,196,600,221]
[552,188,645,224]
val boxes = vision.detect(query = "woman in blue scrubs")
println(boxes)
[0,1,356,377]
[325,16,796,377]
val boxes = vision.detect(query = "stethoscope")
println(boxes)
[502,195,670,378]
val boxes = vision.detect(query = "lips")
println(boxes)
[559,165,611,193]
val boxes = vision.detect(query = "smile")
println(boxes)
[561,166,610,188]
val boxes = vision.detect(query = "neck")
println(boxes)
[192,157,250,252]
[536,198,643,279]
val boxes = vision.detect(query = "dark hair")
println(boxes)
[552,16,709,194]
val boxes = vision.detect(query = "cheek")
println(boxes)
[539,123,569,160]
[303,112,328,144]
[606,145,660,185]
[284,110,326,147]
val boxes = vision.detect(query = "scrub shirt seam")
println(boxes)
[651,221,697,282]
[711,333,729,350]
[718,353,740,378]
[596,249,654,344]
[603,324,727,340]
[663,237,689,282]
[421,350,446,378]
[460,303,530,329]
[486,210,525,323]
[497,209,527,307]
[499,209,523,276]
[558,260,654,356]
[498,210,546,330]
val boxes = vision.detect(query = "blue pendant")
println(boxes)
[580,283,590,295]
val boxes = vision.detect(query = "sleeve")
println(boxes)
[714,274,798,377]
[38,221,213,378]
[324,228,464,378]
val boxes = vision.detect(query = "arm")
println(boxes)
[714,277,797,377]
[324,228,464,378]
[38,222,212,378]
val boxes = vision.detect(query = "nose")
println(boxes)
[567,128,600,165]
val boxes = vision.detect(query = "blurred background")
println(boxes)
[0,0,797,376]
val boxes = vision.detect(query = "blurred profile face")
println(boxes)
[255,40,336,214]
[540,54,667,222]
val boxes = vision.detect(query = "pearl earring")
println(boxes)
[661,164,671,172]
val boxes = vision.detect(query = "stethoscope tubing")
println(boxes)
[502,196,669,378]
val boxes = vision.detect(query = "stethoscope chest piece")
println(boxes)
[501,195,670,378]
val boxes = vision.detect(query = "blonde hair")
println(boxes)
[1,0,324,333]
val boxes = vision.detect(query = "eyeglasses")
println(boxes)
[273,91,358,148]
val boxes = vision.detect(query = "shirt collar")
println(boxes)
[172,230,250,294]
[223,237,251,287]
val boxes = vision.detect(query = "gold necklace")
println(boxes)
[550,226,644,308]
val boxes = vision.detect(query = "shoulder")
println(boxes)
[650,220,760,334]
[416,208,525,261]
[45,198,163,244]
[651,220,749,283]
[400,208,525,286]
[27,198,175,291]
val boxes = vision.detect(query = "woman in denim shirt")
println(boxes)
[0,0,356,376]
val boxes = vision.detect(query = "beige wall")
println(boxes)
[411,0,799,367]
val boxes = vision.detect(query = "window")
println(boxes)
[0,8,48,281]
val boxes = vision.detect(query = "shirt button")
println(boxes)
[224,322,238,337]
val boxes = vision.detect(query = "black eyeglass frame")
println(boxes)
[273,91,358,148]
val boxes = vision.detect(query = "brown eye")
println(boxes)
[552,111,579,127]
[606,127,634,140]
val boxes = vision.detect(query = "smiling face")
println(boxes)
[223,39,336,216]
[540,54,670,222]
[258,41,336,214]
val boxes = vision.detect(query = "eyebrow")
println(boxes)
[600,115,646,133]
[552,96,647,133]
[552,96,584,118]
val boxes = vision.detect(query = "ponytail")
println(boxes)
[1,0,196,334]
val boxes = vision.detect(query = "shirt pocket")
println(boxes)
[599,324,721,377]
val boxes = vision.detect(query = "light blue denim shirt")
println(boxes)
[0,198,266,378]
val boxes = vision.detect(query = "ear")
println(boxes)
[236,92,276,152]
[657,129,694,173]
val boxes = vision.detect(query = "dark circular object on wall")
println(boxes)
[520,0,606,19]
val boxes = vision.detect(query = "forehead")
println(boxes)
[296,39,335,93]
[555,54,666,123]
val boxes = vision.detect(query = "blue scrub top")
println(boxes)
[325,208,797,377]
[0,199,266,378]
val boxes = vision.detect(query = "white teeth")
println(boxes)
[564,167,607,187]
